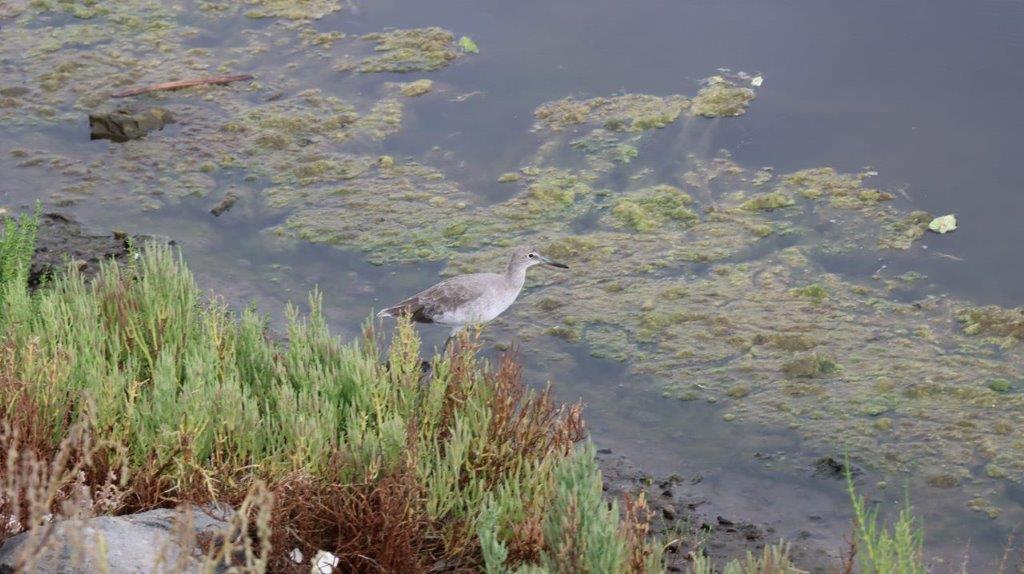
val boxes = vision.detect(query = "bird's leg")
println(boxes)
[443,327,464,356]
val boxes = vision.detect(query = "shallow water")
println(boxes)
[3,0,1024,569]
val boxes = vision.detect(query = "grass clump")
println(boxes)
[0,205,38,289]
[690,542,802,573]
[845,472,926,574]
[0,242,660,573]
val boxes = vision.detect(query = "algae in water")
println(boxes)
[358,27,460,73]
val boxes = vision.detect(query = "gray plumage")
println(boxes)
[377,246,568,340]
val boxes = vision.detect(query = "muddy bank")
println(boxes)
[28,211,148,287]
[597,451,837,573]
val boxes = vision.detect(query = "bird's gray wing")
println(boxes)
[380,275,488,323]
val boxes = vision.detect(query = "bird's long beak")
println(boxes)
[539,255,569,269]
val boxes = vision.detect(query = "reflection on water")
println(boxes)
[3,0,1024,569]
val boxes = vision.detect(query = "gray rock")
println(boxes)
[0,507,231,574]
[88,106,172,142]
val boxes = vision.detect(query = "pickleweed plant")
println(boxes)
[0,241,661,573]
[846,470,926,574]
[0,204,39,290]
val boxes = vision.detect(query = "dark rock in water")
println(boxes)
[30,212,145,288]
[0,507,231,574]
[210,191,239,217]
[813,456,861,479]
[89,106,172,142]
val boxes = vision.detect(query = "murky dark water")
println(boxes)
[3,0,1024,569]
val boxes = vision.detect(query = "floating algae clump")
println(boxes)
[535,94,690,131]
[780,168,893,207]
[690,76,756,117]
[400,79,434,97]
[496,168,596,224]
[357,28,459,73]
[968,497,1001,519]
[987,379,1013,393]
[268,162,480,265]
[226,91,360,151]
[532,75,755,128]
[878,210,932,250]
[609,184,697,232]
[458,35,479,54]
[352,98,404,139]
[781,353,840,378]
[957,306,1024,341]
[790,284,827,302]
[276,154,376,186]
[739,191,795,211]
[244,0,342,19]
[727,385,751,399]
[569,129,642,172]
[547,324,582,342]
[763,333,819,352]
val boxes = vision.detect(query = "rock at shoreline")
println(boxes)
[29,212,145,288]
[0,508,230,574]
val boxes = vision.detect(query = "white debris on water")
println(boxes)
[928,214,958,234]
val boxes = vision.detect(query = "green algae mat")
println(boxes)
[2,0,1022,521]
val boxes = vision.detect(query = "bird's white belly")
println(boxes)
[435,288,518,326]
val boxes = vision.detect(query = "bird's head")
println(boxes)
[509,245,569,272]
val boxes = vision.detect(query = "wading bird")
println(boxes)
[377,246,569,349]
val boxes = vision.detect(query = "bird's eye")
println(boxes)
[528,253,535,258]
